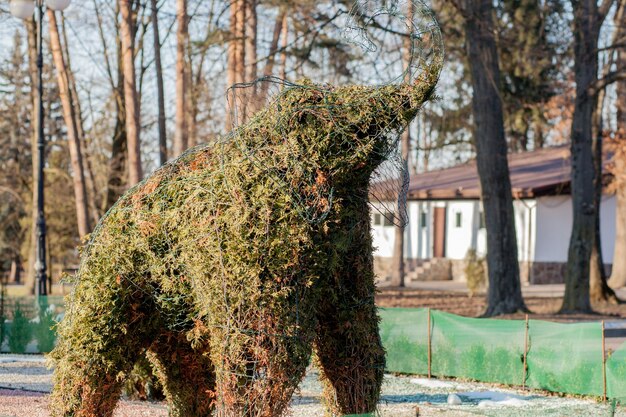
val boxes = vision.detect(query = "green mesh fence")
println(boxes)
[430,310,525,385]
[381,307,625,401]
[0,296,64,354]
[1,298,625,402]
[607,341,626,401]
[526,320,603,396]
[379,308,428,375]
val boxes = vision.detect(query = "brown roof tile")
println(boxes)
[372,146,610,201]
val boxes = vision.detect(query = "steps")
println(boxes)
[405,258,452,283]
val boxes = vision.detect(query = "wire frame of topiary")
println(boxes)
[50,1,443,417]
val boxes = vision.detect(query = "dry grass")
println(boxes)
[376,288,626,321]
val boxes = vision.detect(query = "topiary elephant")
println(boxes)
[50,10,441,413]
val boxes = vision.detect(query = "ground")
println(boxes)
[376,282,626,321]
[1,284,624,416]
[0,355,623,417]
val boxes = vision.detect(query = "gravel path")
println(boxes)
[0,355,622,417]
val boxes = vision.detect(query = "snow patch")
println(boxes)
[409,378,454,389]
[459,391,532,407]
[0,355,47,364]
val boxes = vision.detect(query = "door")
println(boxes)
[433,207,446,258]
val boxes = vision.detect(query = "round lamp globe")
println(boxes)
[46,0,71,11]
[9,0,35,20]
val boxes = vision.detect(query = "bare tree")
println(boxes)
[48,10,91,239]
[389,0,414,287]
[151,0,167,165]
[561,0,613,313]
[459,0,526,315]
[173,0,189,158]
[609,3,626,290]
[589,1,623,303]
[25,18,40,292]
[243,0,258,118]
[95,1,128,210]
[119,0,143,186]
[256,7,287,108]
[225,0,243,130]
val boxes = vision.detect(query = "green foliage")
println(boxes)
[34,305,57,353]
[0,314,5,349]
[464,248,486,297]
[49,62,441,416]
[8,303,31,354]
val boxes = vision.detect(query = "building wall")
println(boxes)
[534,195,616,263]
[373,199,534,262]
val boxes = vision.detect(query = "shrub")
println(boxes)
[464,249,486,297]
[0,314,5,350]
[34,305,57,353]
[8,303,32,353]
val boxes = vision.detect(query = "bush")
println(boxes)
[0,314,5,349]
[8,303,32,353]
[34,305,57,353]
[464,249,486,297]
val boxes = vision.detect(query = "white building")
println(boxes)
[371,146,616,285]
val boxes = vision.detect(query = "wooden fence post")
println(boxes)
[428,307,432,379]
[602,320,607,402]
[523,314,529,390]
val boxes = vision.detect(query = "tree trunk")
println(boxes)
[173,0,189,158]
[279,13,289,82]
[589,54,618,304]
[151,0,167,165]
[389,0,414,288]
[186,41,196,148]
[60,14,101,225]
[244,0,258,117]
[48,10,91,239]
[235,0,246,124]
[99,2,128,211]
[561,0,600,313]
[609,5,626,289]
[589,116,618,303]
[119,0,143,186]
[463,0,526,315]
[25,18,39,294]
[225,0,242,130]
[610,182,626,288]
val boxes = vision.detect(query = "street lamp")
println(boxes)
[10,0,72,298]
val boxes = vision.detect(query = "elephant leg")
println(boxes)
[49,290,159,417]
[211,324,313,416]
[146,332,216,417]
[315,230,385,415]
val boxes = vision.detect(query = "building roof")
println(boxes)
[374,146,611,201]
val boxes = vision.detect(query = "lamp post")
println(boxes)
[10,0,72,298]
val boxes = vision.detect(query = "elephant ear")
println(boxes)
[226,78,336,224]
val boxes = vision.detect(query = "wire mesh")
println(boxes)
[227,0,444,227]
[49,1,443,415]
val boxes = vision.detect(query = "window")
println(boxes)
[455,212,462,228]
[373,213,382,226]
[420,211,427,228]
[383,212,394,227]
